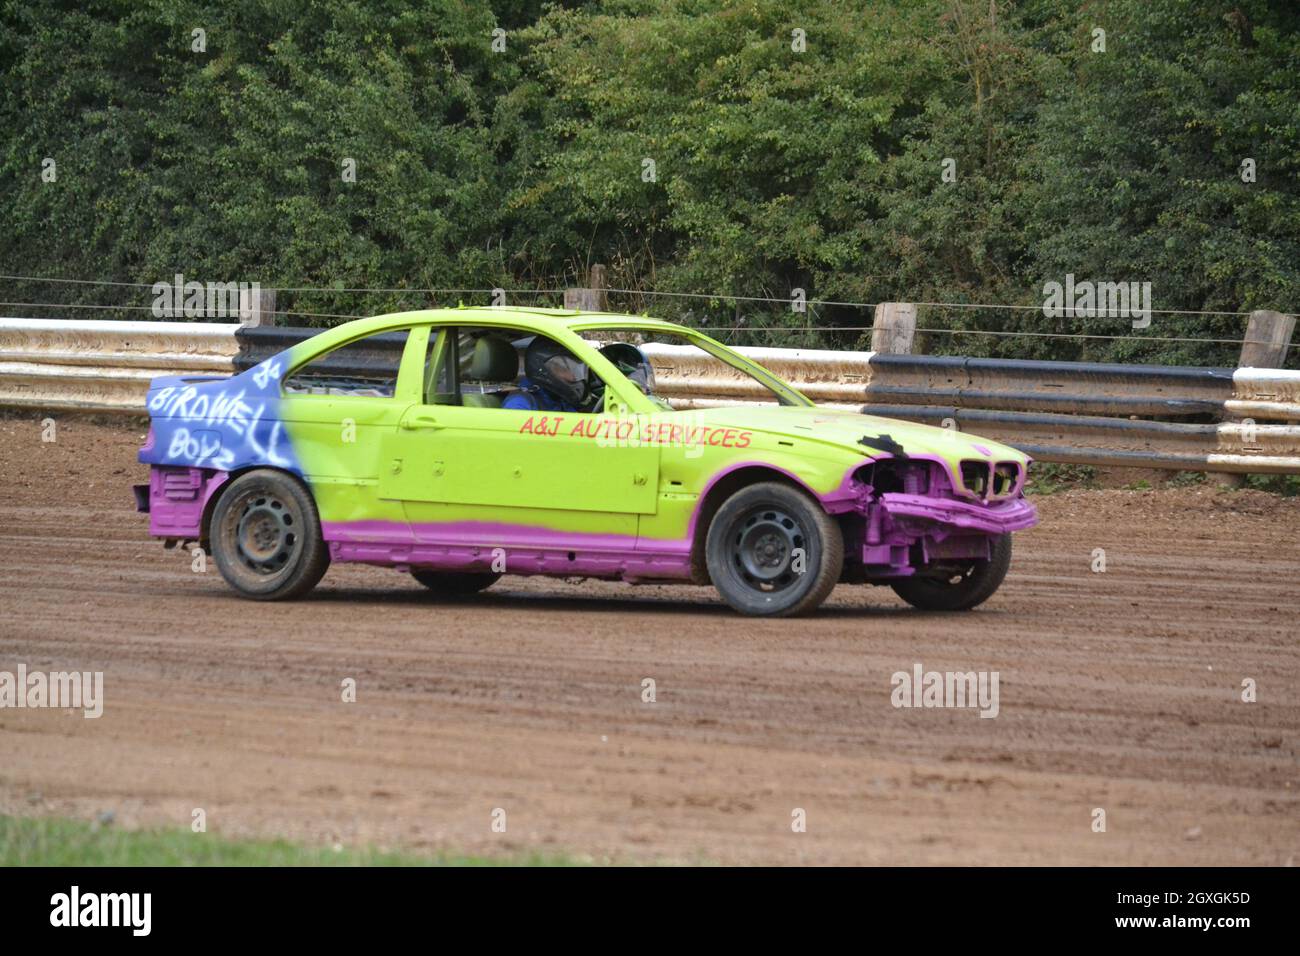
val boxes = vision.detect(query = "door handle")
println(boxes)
[401,415,443,431]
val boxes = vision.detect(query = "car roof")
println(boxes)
[329,307,696,338]
[282,306,814,409]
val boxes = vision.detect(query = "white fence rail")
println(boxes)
[0,318,237,413]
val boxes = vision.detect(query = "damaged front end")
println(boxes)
[838,456,1037,581]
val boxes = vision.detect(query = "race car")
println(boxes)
[134,307,1037,616]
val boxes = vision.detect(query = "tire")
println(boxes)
[410,569,501,596]
[890,533,1012,611]
[705,481,843,617]
[209,469,330,600]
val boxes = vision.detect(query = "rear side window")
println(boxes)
[282,330,410,397]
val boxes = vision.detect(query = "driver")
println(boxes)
[503,337,594,412]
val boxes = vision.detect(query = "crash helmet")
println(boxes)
[524,336,591,408]
[598,343,655,395]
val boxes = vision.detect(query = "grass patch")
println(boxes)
[1025,462,1099,495]
[0,815,580,867]
[1244,473,1300,497]
[1166,471,1208,487]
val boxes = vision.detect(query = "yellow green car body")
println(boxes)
[136,308,1036,615]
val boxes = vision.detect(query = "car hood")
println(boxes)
[676,404,1030,469]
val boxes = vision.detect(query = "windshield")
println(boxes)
[582,328,812,410]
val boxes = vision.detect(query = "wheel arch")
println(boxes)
[688,463,826,583]
[199,465,312,549]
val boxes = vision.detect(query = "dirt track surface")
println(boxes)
[1,416,1297,865]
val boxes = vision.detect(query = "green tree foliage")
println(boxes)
[1,0,1297,365]
[1017,0,1300,365]
[504,0,949,341]
[0,0,518,320]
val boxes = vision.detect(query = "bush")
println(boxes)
[2,0,1297,365]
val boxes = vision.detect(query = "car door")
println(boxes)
[377,325,660,547]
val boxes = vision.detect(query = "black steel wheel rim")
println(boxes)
[728,506,807,593]
[234,493,298,574]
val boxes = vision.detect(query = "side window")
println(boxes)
[423,327,526,408]
[421,326,614,413]
[282,329,409,397]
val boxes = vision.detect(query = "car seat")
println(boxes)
[461,334,520,408]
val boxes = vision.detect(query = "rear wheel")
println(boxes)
[890,534,1012,611]
[705,481,843,617]
[210,469,329,600]
[411,569,501,596]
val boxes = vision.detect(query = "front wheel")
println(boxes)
[705,481,843,617]
[210,469,330,600]
[890,534,1012,611]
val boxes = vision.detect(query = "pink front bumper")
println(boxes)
[877,492,1039,535]
[856,492,1037,574]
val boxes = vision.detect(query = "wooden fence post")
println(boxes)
[870,302,917,354]
[1238,310,1296,369]
[563,265,608,312]
[238,287,276,327]
[1213,310,1295,487]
